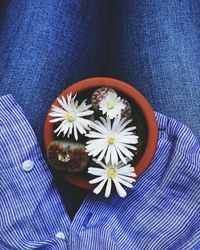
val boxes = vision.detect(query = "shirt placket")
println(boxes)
[67,196,94,249]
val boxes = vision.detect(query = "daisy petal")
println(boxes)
[105,178,112,198]
[117,167,136,176]
[92,159,107,169]
[116,143,133,159]
[118,175,136,184]
[54,120,68,133]
[116,177,133,188]
[49,112,65,117]
[73,124,78,140]
[96,146,108,162]
[110,145,118,165]
[89,176,106,184]
[49,117,65,123]
[113,179,127,198]
[114,146,127,164]
[93,179,108,194]
[105,145,111,164]
[88,167,106,175]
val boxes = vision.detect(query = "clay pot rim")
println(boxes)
[44,77,158,190]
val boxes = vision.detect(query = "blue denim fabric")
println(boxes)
[109,0,200,138]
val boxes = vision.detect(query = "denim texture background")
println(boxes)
[109,0,200,137]
[0,0,199,217]
[0,0,110,145]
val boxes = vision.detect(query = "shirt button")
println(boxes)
[22,160,34,172]
[55,232,65,240]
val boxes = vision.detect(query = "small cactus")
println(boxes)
[121,98,132,119]
[47,140,89,173]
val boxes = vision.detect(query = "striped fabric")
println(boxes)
[0,94,199,250]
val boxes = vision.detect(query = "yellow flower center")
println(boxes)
[108,101,115,109]
[108,168,117,179]
[107,134,116,144]
[65,112,74,122]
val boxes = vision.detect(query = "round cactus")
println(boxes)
[47,140,89,173]
[121,98,132,119]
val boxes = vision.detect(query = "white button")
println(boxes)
[55,232,65,240]
[22,160,34,171]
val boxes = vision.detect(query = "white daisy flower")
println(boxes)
[99,91,126,119]
[88,159,137,198]
[85,116,139,165]
[49,93,94,140]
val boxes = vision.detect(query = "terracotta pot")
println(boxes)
[44,77,158,190]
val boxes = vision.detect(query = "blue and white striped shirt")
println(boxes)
[0,95,199,250]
